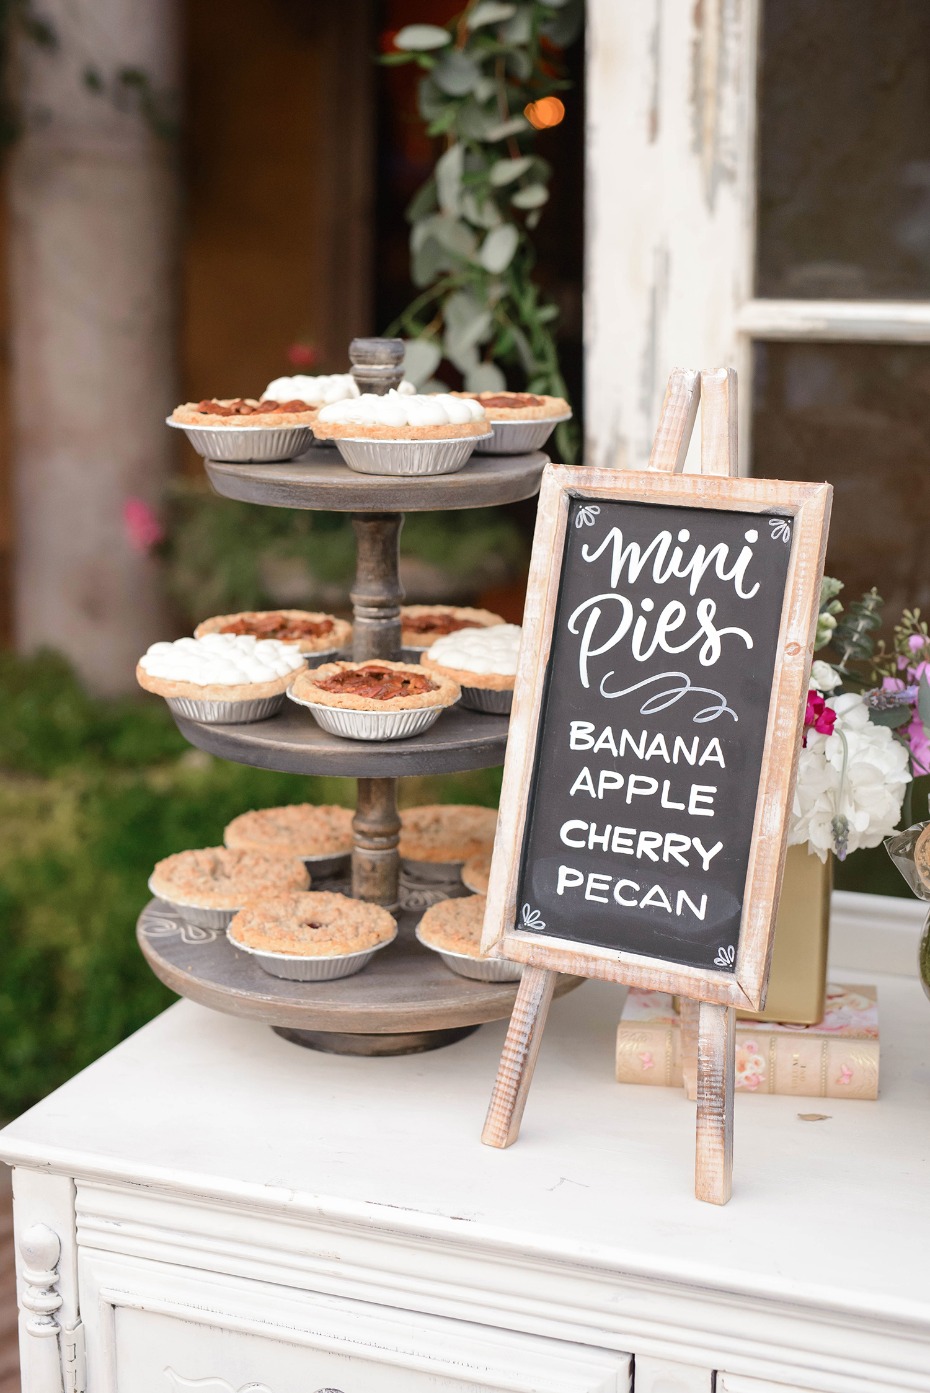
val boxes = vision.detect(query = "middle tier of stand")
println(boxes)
[175,703,509,777]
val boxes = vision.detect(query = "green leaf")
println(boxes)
[444,291,493,366]
[465,361,507,393]
[411,236,449,287]
[444,334,480,375]
[432,50,481,96]
[468,2,517,27]
[501,9,533,42]
[485,114,530,141]
[525,208,542,230]
[480,223,520,273]
[490,156,533,186]
[417,77,446,121]
[541,0,584,45]
[461,191,502,229]
[402,338,443,386]
[511,183,549,209]
[427,105,459,137]
[536,302,559,323]
[457,99,498,140]
[432,215,478,258]
[919,674,930,730]
[436,143,464,216]
[394,24,452,50]
[406,179,438,224]
[869,705,913,729]
[507,48,533,81]
[474,76,497,102]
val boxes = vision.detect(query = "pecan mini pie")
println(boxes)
[453,390,570,420]
[227,891,397,980]
[171,398,319,428]
[195,609,351,657]
[224,804,353,878]
[416,894,521,982]
[461,851,492,895]
[399,804,497,869]
[288,660,459,741]
[149,847,309,930]
[400,604,504,652]
[136,633,305,723]
[421,623,521,713]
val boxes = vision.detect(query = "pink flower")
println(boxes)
[837,1064,854,1086]
[803,692,837,745]
[882,676,930,776]
[123,497,164,552]
[287,341,321,369]
[638,1052,654,1071]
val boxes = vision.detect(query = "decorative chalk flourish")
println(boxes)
[575,504,601,529]
[521,903,546,931]
[768,517,791,545]
[142,909,220,945]
[598,670,737,723]
[714,944,736,968]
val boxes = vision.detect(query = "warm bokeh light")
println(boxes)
[524,96,565,130]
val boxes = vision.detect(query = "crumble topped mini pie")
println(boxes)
[399,805,497,865]
[418,895,488,958]
[461,851,492,895]
[137,634,305,703]
[400,604,504,650]
[228,891,396,958]
[171,398,319,428]
[224,804,354,860]
[315,390,487,441]
[195,610,351,655]
[422,624,521,691]
[291,660,459,712]
[149,847,308,919]
[452,390,570,420]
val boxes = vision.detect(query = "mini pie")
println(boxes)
[421,623,521,692]
[136,633,305,703]
[171,398,319,428]
[262,374,417,406]
[290,659,460,713]
[461,851,492,895]
[399,805,498,865]
[400,604,504,650]
[150,847,309,910]
[225,804,354,859]
[195,609,352,655]
[418,894,489,958]
[452,390,570,420]
[228,891,396,958]
[315,390,487,441]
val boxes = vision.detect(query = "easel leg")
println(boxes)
[680,996,699,1102]
[481,966,557,1149]
[694,1002,735,1205]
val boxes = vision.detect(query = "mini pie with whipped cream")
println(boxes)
[224,804,354,860]
[136,633,305,703]
[262,374,416,406]
[228,891,396,958]
[452,390,570,420]
[461,851,492,895]
[149,847,309,913]
[171,398,319,428]
[399,804,497,865]
[290,659,460,713]
[422,623,521,692]
[194,609,351,655]
[400,604,504,650]
[315,390,487,441]
[418,894,489,958]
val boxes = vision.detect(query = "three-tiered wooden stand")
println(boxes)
[138,339,579,1055]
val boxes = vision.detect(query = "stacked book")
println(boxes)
[615,984,879,1099]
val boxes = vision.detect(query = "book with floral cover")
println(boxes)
[616,984,879,1100]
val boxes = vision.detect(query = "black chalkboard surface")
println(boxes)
[514,495,792,974]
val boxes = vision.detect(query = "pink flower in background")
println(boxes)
[882,669,930,777]
[123,497,164,552]
[287,341,321,369]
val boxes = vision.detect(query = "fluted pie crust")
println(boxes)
[149,847,309,909]
[418,894,488,957]
[421,652,515,692]
[229,891,396,957]
[290,660,460,712]
[172,400,318,428]
[195,610,352,654]
[399,604,504,649]
[319,418,487,441]
[224,804,354,858]
[136,664,295,704]
[399,804,497,864]
[451,390,569,420]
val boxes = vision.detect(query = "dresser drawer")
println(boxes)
[79,1250,631,1393]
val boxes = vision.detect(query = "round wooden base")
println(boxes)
[138,899,582,1055]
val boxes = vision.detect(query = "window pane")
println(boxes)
[752,342,930,625]
[757,0,930,299]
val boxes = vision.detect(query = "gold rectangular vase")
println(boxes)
[739,844,832,1025]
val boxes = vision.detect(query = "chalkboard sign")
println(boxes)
[483,465,831,1012]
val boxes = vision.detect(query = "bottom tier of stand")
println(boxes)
[138,898,583,1056]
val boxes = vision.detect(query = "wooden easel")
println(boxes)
[482,368,740,1205]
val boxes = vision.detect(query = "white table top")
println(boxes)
[2,897,929,1333]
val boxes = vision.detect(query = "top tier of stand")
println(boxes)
[204,448,548,512]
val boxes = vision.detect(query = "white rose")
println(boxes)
[809,660,840,692]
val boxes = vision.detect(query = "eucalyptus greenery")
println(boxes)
[383,0,582,461]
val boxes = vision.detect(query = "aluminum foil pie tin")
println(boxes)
[333,433,493,477]
[146,880,237,931]
[400,856,465,884]
[287,688,450,741]
[302,850,352,880]
[414,927,523,982]
[227,927,397,981]
[302,646,343,670]
[473,413,572,456]
[167,418,316,463]
[457,684,513,714]
[165,693,286,725]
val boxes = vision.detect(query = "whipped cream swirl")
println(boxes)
[429,624,522,676]
[316,390,486,430]
[262,375,416,405]
[139,634,305,686]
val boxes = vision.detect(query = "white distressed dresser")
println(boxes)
[2,893,929,1393]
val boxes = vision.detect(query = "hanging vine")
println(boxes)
[383,0,582,461]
